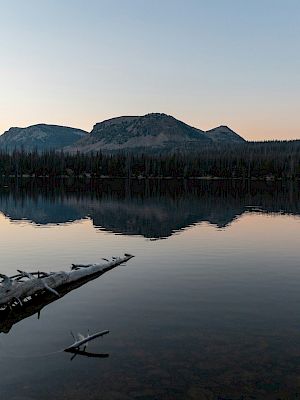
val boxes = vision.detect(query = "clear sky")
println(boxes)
[0,0,299,140]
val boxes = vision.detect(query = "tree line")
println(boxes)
[0,141,299,179]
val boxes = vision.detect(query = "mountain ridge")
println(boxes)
[65,113,246,153]
[0,114,246,153]
[0,123,87,152]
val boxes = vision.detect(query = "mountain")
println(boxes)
[0,124,87,152]
[65,113,212,153]
[65,113,239,154]
[205,125,246,144]
[0,115,246,154]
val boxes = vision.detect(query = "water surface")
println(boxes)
[0,180,299,399]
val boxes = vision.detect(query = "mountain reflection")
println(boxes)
[0,179,299,239]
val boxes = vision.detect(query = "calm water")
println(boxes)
[0,179,299,400]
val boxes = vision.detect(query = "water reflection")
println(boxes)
[66,348,109,360]
[0,179,299,238]
[0,180,300,399]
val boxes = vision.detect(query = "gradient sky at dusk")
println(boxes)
[0,0,299,140]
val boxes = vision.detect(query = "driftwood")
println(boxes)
[65,329,109,351]
[0,254,134,309]
[0,255,133,333]
[64,330,110,360]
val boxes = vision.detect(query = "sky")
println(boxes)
[0,0,299,141]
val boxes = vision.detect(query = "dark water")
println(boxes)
[0,179,299,400]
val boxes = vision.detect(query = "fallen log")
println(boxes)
[0,256,132,333]
[64,330,110,360]
[0,254,134,309]
[65,329,109,351]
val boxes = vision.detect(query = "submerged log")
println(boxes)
[0,254,134,309]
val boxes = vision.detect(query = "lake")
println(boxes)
[0,179,299,400]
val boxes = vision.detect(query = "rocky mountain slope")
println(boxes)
[65,113,245,153]
[0,114,246,153]
[0,124,87,152]
[205,125,246,144]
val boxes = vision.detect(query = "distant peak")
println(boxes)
[207,125,234,132]
[218,125,230,129]
[0,124,87,152]
[205,125,246,143]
